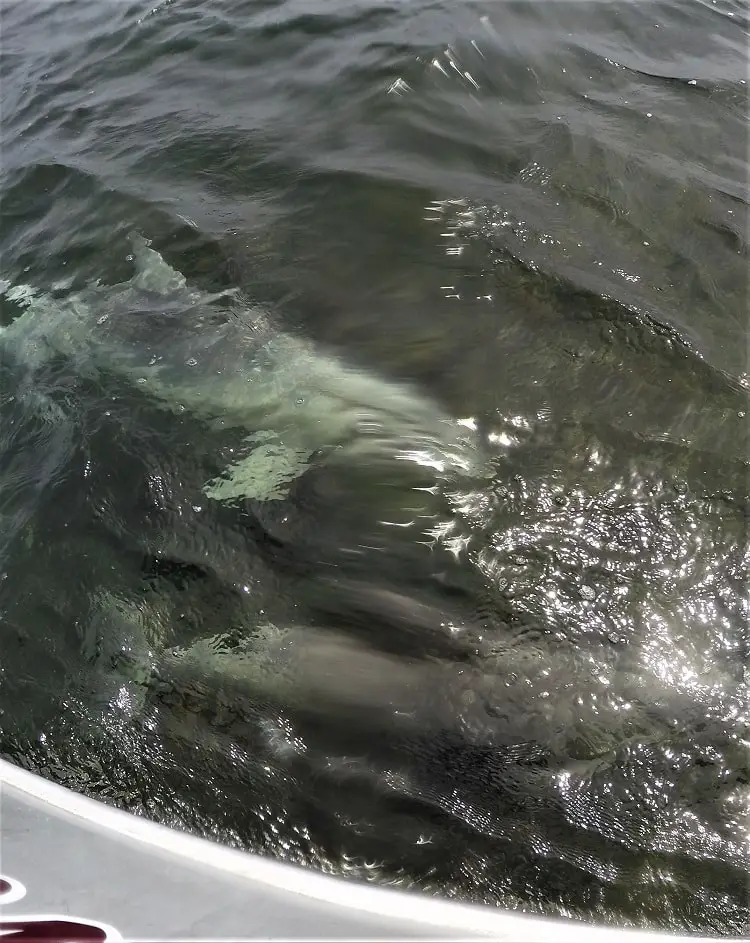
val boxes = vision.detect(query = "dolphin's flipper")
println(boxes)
[129,233,187,295]
[203,431,313,503]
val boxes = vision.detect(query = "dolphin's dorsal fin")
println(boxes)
[129,232,187,294]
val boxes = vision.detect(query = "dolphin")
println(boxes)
[1,234,496,726]
[0,234,487,510]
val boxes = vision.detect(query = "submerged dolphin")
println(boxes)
[0,235,486,509]
[0,234,493,725]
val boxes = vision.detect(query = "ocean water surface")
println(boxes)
[0,0,748,934]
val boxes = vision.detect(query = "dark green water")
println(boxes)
[0,0,748,934]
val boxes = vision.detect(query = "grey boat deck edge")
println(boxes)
[0,758,739,941]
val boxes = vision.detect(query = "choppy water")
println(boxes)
[0,0,748,934]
